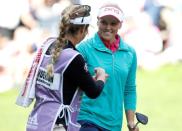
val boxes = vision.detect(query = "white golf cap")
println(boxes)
[97,5,124,22]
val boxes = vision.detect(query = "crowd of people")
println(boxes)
[0,0,71,92]
[120,0,182,70]
[0,0,182,91]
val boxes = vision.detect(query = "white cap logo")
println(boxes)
[98,6,124,22]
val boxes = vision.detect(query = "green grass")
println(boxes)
[123,63,182,131]
[0,88,32,131]
[0,63,182,131]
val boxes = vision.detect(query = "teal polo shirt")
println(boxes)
[76,33,137,131]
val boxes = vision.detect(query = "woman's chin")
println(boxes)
[102,36,112,41]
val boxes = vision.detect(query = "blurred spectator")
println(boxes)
[143,0,163,27]
[29,0,71,37]
[121,12,163,70]
[156,5,182,66]
[12,27,37,85]
[0,0,37,40]
[0,38,18,92]
[0,26,37,92]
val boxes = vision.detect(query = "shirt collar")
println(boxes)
[63,40,76,50]
[93,33,129,52]
[98,33,120,52]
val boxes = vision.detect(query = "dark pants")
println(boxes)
[79,120,110,131]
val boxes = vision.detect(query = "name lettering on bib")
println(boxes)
[37,67,60,90]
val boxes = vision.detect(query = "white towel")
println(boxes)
[16,38,56,107]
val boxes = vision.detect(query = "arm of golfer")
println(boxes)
[125,110,139,131]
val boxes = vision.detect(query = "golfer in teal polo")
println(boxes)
[76,3,138,131]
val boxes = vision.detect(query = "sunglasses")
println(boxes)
[69,5,91,19]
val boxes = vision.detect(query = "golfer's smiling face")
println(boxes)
[97,15,122,42]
